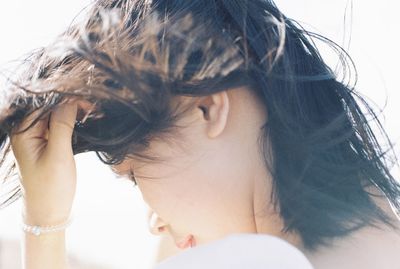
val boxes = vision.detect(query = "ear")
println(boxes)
[196,91,230,139]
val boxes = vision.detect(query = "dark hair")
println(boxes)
[1,0,399,250]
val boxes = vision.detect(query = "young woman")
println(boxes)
[1,0,400,268]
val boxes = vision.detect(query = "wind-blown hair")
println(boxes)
[0,0,399,250]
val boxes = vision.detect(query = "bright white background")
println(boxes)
[0,1,399,269]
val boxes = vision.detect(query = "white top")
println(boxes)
[154,233,314,269]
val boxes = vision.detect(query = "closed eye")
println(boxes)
[128,169,138,186]
[111,167,138,186]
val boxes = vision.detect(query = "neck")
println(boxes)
[252,167,306,253]
[253,204,305,251]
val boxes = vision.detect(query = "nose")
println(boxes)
[148,209,167,236]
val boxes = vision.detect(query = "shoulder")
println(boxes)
[154,233,314,269]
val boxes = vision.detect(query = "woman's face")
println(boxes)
[112,87,271,249]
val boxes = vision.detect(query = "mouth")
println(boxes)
[174,234,196,249]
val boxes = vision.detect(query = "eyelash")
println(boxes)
[128,169,138,186]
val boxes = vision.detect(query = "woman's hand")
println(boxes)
[10,100,79,226]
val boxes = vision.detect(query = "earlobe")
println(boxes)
[198,91,229,139]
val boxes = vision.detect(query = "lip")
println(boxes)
[175,234,196,249]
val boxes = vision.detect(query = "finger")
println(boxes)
[47,101,78,152]
[10,107,50,153]
[11,107,49,138]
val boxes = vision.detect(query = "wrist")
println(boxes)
[22,205,72,227]
[22,214,73,236]
[21,194,74,226]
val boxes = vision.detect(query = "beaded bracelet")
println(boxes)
[21,217,73,236]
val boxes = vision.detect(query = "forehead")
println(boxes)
[109,130,194,178]
[110,155,157,175]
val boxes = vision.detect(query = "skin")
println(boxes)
[112,86,303,250]
[10,86,400,268]
[10,100,79,269]
[112,86,400,268]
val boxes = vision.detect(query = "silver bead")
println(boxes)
[32,226,41,236]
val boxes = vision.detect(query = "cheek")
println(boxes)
[137,162,214,224]
[136,155,252,238]
[132,128,255,240]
